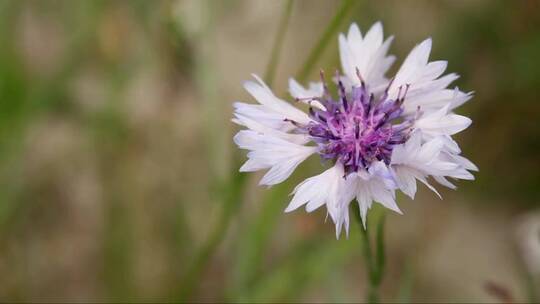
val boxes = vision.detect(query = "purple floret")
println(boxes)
[298,71,414,175]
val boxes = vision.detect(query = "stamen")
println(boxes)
[338,79,348,111]
[284,118,303,127]
[320,69,330,98]
[355,67,366,88]
[299,72,410,174]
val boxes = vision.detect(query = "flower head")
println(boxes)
[233,22,477,237]
[298,71,413,176]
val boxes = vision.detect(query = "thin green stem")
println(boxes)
[177,172,247,301]
[353,203,386,303]
[374,213,386,285]
[229,182,289,299]
[360,220,379,303]
[264,0,294,86]
[177,1,296,299]
[176,0,244,299]
[525,267,538,303]
[396,259,414,303]
[295,0,357,83]
[178,0,359,300]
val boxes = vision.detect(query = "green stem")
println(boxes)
[353,203,386,303]
[295,0,357,83]
[178,0,358,300]
[177,1,296,300]
[359,221,378,303]
[264,0,294,86]
[396,259,413,303]
[525,267,538,303]
[229,183,289,299]
[177,172,247,301]
[374,213,386,285]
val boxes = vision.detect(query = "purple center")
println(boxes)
[298,73,414,175]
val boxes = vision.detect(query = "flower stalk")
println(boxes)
[296,0,356,83]
[264,0,294,87]
[353,203,386,303]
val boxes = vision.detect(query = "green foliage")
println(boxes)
[0,0,538,302]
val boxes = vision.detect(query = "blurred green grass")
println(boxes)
[0,0,538,302]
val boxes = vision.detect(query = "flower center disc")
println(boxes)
[301,75,413,175]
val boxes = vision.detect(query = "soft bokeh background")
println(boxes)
[0,0,539,302]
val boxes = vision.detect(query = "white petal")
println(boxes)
[259,158,306,186]
[428,159,460,172]
[233,112,309,145]
[288,78,324,98]
[243,75,311,124]
[450,154,479,171]
[288,78,325,110]
[234,130,316,185]
[347,23,363,46]
[423,60,447,80]
[285,163,344,213]
[233,102,293,132]
[347,164,402,228]
[403,88,473,115]
[446,168,475,180]
[438,135,461,154]
[339,34,355,85]
[433,148,478,180]
[339,22,395,89]
[417,176,442,198]
[239,158,268,172]
[416,137,445,163]
[392,38,432,90]
[368,161,398,189]
[393,165,442,199]
[391,133,471,198]
[339,206,350,238]
[434,176,456,189]
[393,166,418,199]
[370,180,401,214]
[364,22,383,47]
[353,179,372,229]
[390,38,472,117]
[286,163,355,237]
[415,104,472,136]
[357,195,370,229]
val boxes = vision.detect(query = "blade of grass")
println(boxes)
[180,0,359,300]
[230,0,359,298]
[374,213,386,285]
[526,273,538,304]
[0,0,105,238]
[295,0,357,83]
[352,202,384,303]
[177,171,247,301]
[178,0,297,300]
[238,237,357,302]
[175,0,226,300]
[396,259,414,303]
[194,0,224,182]
[228,182,289,299]
[264,0,294,86]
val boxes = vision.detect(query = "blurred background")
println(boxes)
[0,0,539,302]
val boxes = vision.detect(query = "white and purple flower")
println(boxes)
[233,22,477,237]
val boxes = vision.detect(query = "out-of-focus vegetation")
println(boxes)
[0,0,538,302]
